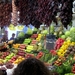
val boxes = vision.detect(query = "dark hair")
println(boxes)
[0,69,7,75]
[0,70,3,75]
[13,57,52,75]
[12,33,15,36]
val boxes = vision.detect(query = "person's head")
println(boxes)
[12,33,15,38]
[13,57,52,75]
[0,70,3,75]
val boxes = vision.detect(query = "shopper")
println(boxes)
[12,57,52,75]
[0,70,3,75]
[10,33,15,40]
[1,34,8,42]
[0,69,7,75]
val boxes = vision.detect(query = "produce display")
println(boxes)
[0,25,75,75]
[0,0,74,75]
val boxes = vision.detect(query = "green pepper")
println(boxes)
[56,66,63,74]
[44,53,51,62]
[48,57,56,63]
[63,60,72,73]
[64,73,74,75]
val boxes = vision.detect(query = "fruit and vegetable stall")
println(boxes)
[0,0,74,75]
[0,24,75,75]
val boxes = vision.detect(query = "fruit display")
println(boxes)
[0,43,8,51]
[9,55,18,63]
[23,39,32,45]
[8,24,24,31]
[36,51,44,59]
[31,40,38,45]
[26,28,33,35]
[0,0,74,74]
[0,52,10,59]
[4,53,15,63]
[17,50,26,57]
[8,24,16,31]
[0,29,75,75]
[54,38,64,50]
[26,45,34,52]
[13,44,20,49]
[64,45,75,57]
[13,56,25,64]
[31,34,38,39]
[36,34,42,41]
[17,32,25,38]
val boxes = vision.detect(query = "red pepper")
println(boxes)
[50,50,57,55]
[72,66,75,74]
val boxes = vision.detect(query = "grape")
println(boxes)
[35,0,59,26]
[15,0,59,27]
[59,0,73,28]
[15,0,73,28]
[0,1,12,27]
[15,0,41,28]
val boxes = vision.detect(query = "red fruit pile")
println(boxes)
[50,50,57,55]
[25,54,35,59]
[36,51,44,59]
[72,64,75,74]
[31,34,38,39]
[31,40,38,45]
[9,55,18,63]
[0,52,10,59]
[19,44,26,50]
[54,38,64,50]
[17,50,26,57]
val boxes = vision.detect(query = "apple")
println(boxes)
[9,24,16,31]
[26,28,33,35]
[31,34,38,38]
[17,25,24,30]
[60,35,66,40]
[18,32,25,38]
[70,27,75,32]
[41,30,48,35]
[65,31,70,38]
[3,59,8,63]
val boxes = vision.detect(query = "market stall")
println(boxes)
[0,0,75,75]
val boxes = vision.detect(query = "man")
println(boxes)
[10,33,15,40]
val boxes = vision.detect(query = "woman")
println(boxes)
[12,57,52,75]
